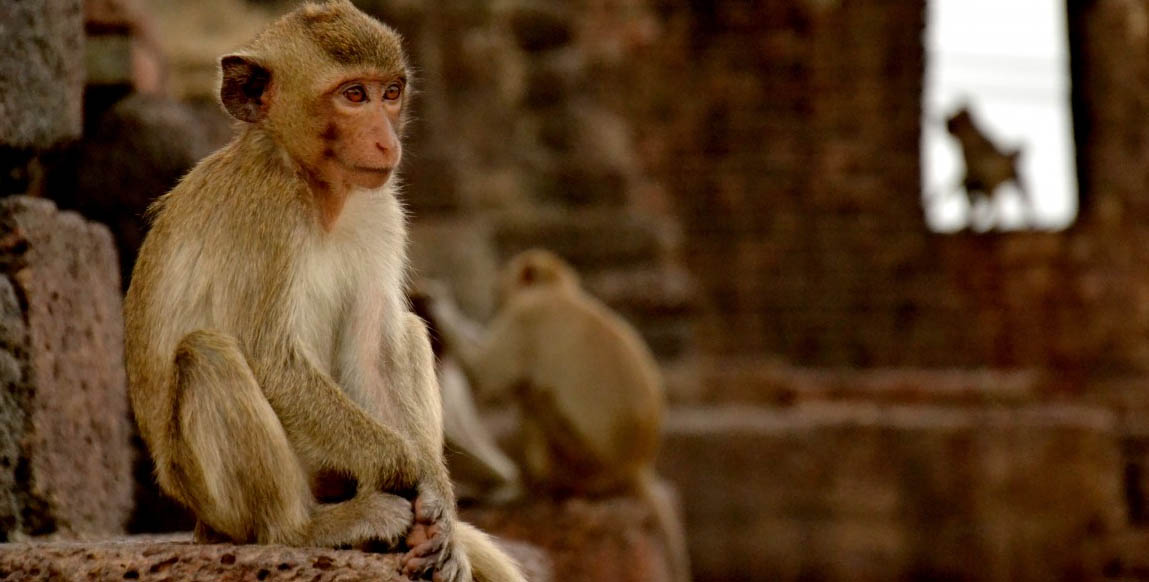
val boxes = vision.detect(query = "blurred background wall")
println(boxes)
[3,0,1149,581]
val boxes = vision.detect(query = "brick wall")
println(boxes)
[617,0,1149,373]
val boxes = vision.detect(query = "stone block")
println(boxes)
[492,210,663,274]
[0,535,551,582]
[0,196,132,539]
[75,94,228,288]
[659,404,1122,582]
[463,497,672,582]
[509,3,574,53]
[408,218,500,320]
[678,359,1045,406]
[0,0,84,149]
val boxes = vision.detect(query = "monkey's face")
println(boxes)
[318,75,406,189]
[218,0,410,192]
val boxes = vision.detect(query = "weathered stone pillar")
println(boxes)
[0,197,132,539]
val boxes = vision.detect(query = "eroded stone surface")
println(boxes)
[0,535,550,582]
[659,404,1122,582]
[0,196,132,539]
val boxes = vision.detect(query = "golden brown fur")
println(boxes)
[427,249,691,582]
[124,2,523,581]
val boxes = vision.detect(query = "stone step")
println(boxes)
[1104,530,1149,580]
[0,535,550,582]
[657,404,1122,582]
[462,497,672,582]
[664,358,1046,406]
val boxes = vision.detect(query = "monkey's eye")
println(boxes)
[384,82,403,101]
[343,86,368,103]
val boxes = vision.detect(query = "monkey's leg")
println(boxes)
[170,330,313,544]
[518,417,555,490]
[171,330,413,548]
[304,491,413,549]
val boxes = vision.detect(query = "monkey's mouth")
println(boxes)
[351,165,393,175]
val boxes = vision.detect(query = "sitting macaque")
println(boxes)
[945,105,1032,226]
[123,2,523,580]
[410,285,523,504]
[424,249,691,582]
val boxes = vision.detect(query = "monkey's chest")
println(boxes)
[293,244,405,422]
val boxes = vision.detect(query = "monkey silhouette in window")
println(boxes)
[945,105,1032,228]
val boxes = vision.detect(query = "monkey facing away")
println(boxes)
[945,105,1032,227]
[122,2,523,581]
[425,249,692,582]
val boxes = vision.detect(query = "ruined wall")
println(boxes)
[615,0,1149,374]
[362,0,698,361]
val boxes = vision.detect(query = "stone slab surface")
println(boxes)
[0,196,132,539]
[0,535,549,582]
[659,404,1122,582]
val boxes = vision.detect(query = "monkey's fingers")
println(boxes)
[431,557,465,582]
[403,545,451,580]
[402,555,432,579]
[412,495,445,525]
[406,523,430,548]
[402,530,453,578]
[404,532,446,560]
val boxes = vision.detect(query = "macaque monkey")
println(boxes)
[945,105,1032,226]
[426,249,691,582]
[122,2,523,581]
[410,286,522,504]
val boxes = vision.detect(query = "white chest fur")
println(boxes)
[292,187,408,416]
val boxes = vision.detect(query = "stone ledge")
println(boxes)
[0,535,550,582]
[463,497,672,582]
[658,404,1122,582]
[667,358,1048,405]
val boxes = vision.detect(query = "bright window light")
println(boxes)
[922,1,1078,232]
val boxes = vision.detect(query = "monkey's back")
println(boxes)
[123,131,306,459]
[515,289,664,474]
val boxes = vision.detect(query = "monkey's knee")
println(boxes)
[170,330,311,543]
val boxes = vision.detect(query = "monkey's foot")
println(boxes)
[192,521,232,544]
[401,496,472,582]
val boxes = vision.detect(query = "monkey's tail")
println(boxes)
[455,521,527,582]
[636,469,692,582]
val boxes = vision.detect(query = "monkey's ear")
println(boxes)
[519,265,537,285]
[220,55,272,123]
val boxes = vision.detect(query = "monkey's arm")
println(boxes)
[394,312,475,582]
[429,300,525,400]
[255,350,420,491]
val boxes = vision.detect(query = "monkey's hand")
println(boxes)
[401,494,472,582]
